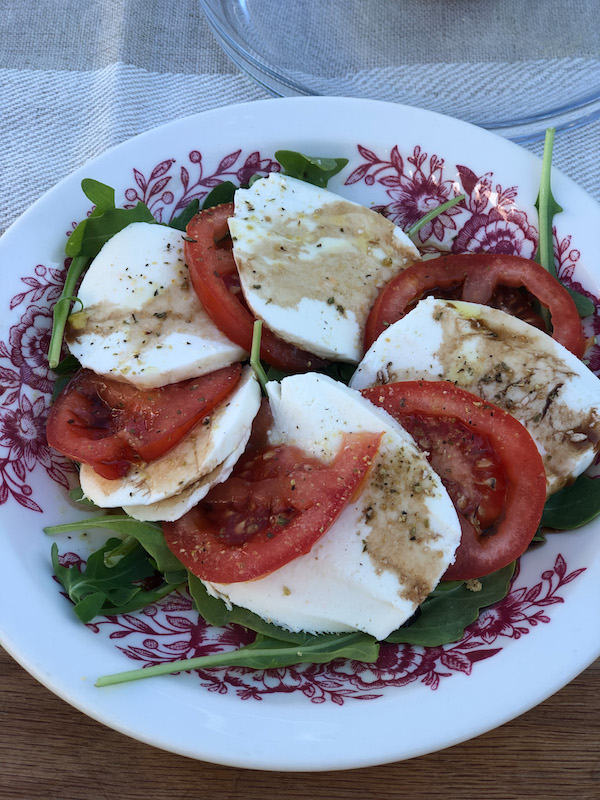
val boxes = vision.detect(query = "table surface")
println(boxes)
[1,647,598,798]
[1,2,600,796]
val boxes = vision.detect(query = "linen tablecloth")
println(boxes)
[1,0,600,240]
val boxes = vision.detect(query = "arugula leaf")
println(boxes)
[45,515,187,585]
[188,573,310,644]
[52,353,80,375]
[48,180,157,368]
[250,319,269,393]
[202,181,237,209]
[50,353,80,400]
[66,203,156,259]
[566,286,595,318]
[81,178,116,212]
[64,180,117,257]
[275,150,348,188]
[535,128,561,281]
[320,361,357,386]
[68,486,99,509]
[265,361,356,387]
[168,199,200,231]
[540,474,600,530]
[264,364,288,383]
[534,128,593,320]
[65,180,120,258]
[95,630,378,686]
[51,539,173,623]
[47,255,90,368]
[385,562,516,646]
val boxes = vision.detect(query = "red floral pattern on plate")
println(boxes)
[69,552,581,702]
[3,144,593,701]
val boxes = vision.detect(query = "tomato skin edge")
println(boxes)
[163,431,383,583]
[45,364,242,481]
[364,254,586,359]
[185,204,330,372]
[361,380,547,580]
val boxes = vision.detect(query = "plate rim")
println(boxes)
[1,95,599,771]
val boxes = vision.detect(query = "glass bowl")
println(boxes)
[199,0,600,143]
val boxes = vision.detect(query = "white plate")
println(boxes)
[0,96,599,772]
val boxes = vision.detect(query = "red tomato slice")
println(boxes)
[46,364,242,480]
[163,417,383,583]
[361,381,547,580]
[364,253,585,358]
[185,204,329,372]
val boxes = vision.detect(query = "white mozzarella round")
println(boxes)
[204,373,461,640]
[66,222,246,388]
[79,368,261,521]
[122,432,251,523]
[229,173,420,363]
[350,296,600,494]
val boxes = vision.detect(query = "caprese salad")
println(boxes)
[44,145,600,686]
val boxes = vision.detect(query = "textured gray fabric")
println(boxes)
[1,0,231,73]
[0,64,267,232]
[1,0,599,237]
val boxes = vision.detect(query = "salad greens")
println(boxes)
[540,474,600,531]
[202,180,237,209]
[47,513,517,647]
[535,128,594,318]
[95,631,379,687]
[535,128,561,282]
[275,150,348,187]
[188,573,311,643]
[46,142,600,687]
[385,563,515,646]
[249,319,269,393]
[46,515,188,584]
[50,353,82,401]
[51,539,176,623]
[47,511,517,686]
[47,179,199,369]
[65,188,154,260]
[169,199,200,231]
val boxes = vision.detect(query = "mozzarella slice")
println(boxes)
[122,433,251,523]
[229,173,419,363]
[204,373,461,640]
[66,222,246,388]
[79,368,261,521]
[350,296,600,494]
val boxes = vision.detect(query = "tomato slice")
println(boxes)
[163,412,383,583]
[185,204,329,372]
[46,364,242,480]
[361,381,547,580]
[364,253,585,358]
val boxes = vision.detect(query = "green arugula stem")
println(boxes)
[103,535,138,565]
[250,319,269,393]
[406,194,465,238]
[537,128,557,279]
[535,127,561,331]
[44,515,160,536]
[275,151,348,188]
[48,255,90,368]
[96,647,282,686]
[96,630,378,686]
